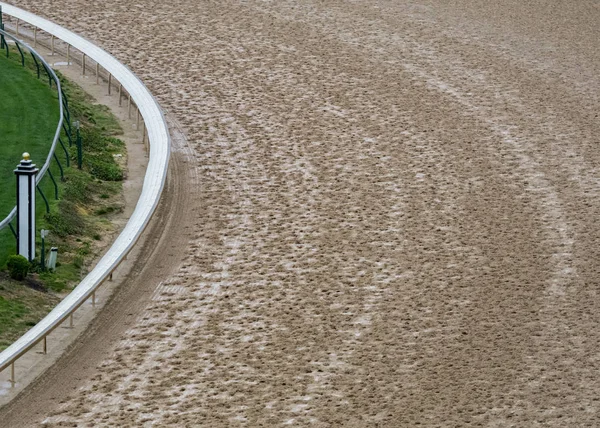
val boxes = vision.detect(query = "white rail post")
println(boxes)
[14,153,38,261]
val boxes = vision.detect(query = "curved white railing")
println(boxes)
[0,3,171,380]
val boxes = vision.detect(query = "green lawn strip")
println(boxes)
[31,70,126,293]
[0,53,60,265]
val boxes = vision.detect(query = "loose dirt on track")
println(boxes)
[1,0,600,426]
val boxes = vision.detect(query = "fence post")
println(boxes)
[14,153,38,261]
[74,121,83,169]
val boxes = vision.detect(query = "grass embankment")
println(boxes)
[0,49,127,350]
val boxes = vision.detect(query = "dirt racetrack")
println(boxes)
[1,0,600,426]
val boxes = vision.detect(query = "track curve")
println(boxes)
[1,0,599,426]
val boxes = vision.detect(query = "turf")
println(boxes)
[0,52,61,265]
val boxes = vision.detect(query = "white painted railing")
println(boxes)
[0,3,171,384]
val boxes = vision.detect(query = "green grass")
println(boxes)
[0,52,61,266]
[0,274,60,350]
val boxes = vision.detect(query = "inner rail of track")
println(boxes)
[0,3,171,386]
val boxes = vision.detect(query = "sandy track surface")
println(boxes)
[1,0,599,426]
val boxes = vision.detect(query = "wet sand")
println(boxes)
[1,0,600,426]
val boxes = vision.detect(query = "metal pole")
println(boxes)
[82,53,86,75]
[136,108,140,129]
[43,336,47,354]
[40,235,45,270]
[67,44,70,64]
[69,313,74,328]
[75,122,83,169]
[33,26,37,47]
[92,291,96,306]
[118,84,122,106]
[96,62,99,84]
[108,73,112,95]
[128,94,132,118]
[16,19,19,36]
[51,35,54,55]
[10,362,15,386]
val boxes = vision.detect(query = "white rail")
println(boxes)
[0,3,171,382]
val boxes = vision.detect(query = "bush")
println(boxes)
[45,200,86,237]
[87,157,123,181]
[7,255,30,280]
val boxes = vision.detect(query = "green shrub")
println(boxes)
[63,173,91,203]
[45,200,86,237]
[88,157,123,181]
[7,255,30,280]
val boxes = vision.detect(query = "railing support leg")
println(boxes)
[82,53,86,75]
[10,362,15,386]
[43,336,47,354]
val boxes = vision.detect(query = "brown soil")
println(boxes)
[1,0,600,426]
